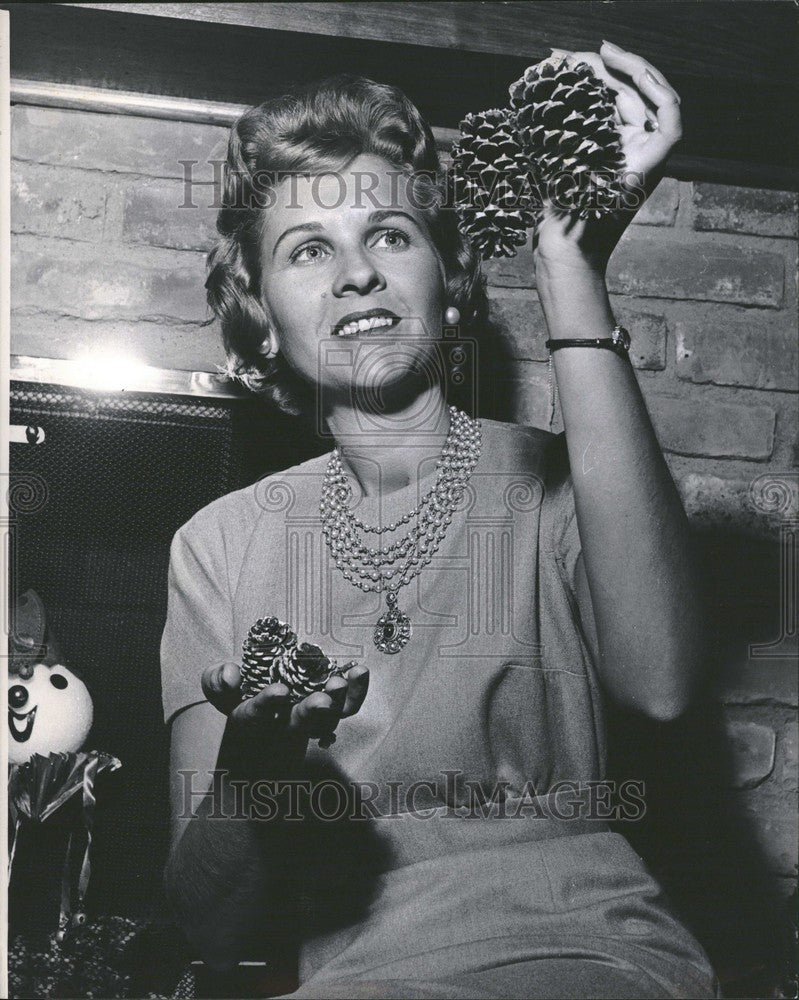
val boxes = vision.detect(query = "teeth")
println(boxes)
[334,315,397,337]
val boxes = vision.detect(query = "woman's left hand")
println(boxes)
[533,40,683,278]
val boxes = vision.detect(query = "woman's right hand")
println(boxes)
[200,661,370,747]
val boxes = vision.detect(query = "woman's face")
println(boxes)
[257,153,448,409]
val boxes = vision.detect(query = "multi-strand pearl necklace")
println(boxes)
[320,405,482,653]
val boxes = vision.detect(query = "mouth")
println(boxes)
[9,705,36,743]
[331,309,401,338]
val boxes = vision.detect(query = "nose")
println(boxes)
[331,245,386,298]
[9,685,29,709]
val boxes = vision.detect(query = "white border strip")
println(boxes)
[1,14,11,995]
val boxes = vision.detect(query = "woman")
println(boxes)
[161,42,721,998]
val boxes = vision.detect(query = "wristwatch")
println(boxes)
[545,324,631,360]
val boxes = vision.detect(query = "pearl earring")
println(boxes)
[444,306,461,326]
[260,331,278,359]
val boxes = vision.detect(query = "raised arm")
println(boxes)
[534,42,702,721]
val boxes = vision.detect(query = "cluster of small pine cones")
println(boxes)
[240,616,351,703]
[450,54,626,260]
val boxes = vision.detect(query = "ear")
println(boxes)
[259,326,280,359]
[254,293,281,358]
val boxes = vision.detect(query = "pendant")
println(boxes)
[374,591,411,654]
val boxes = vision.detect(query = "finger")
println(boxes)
[341,664,370,717]
[291,690,340,737]
[324,675,348,715]
[615,89,650,128]
[551,46,681,189]
[233,682,291,727]
[636,70,683,159]
[599,41,681,105]
[201,661,242,715]
[250,681,292,719]
[552,49,647,127]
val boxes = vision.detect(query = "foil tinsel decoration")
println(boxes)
[8,751,122,941]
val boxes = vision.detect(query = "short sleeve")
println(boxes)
[160,520,236,726]
[542,431,583,600]
[536,428,605,701]
[554,480,583,601]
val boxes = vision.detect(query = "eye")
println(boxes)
[9,685,29,709]
[372,228,410,251]
[49,673,68,689]
[289,241,330,265]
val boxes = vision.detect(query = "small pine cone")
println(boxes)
[509,55,626,220]
[274,642,349,703]
[240,616,297,699]
[450,108,540,260]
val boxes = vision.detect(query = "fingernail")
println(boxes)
[602,40,623,52]
[644,69,658,84]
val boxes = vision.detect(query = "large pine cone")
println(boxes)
[240,617,351,703]
[449,108,541,260]
[509,55,626,220]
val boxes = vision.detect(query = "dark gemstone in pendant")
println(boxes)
[382,622,398,641]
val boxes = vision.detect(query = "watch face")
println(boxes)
[612,326,631,351]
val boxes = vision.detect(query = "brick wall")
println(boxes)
[10,104,799,955]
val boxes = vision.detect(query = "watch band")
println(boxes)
[545,324,631,359]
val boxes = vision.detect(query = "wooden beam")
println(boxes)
[62,1,795,86]
[11,77,798,191]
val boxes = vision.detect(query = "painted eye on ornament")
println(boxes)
[49,673,68,689]
[9,685,29,708]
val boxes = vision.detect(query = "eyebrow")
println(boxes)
[272,210,424,257]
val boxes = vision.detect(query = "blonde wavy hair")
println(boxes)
[206,74,486,417]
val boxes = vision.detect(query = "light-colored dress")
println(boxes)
[160,417,721,999]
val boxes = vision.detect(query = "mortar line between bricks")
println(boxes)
[489,281,787,310]
[673,181,695,229]
[11,309,213,327]
[675,382,799,397]
[674,455,795,475]
[721,700,799,710]
[11,227,117,250]
[123,242,217,255]
[10,158,208,187]
[10,155,218,185]
[609,294,786,311]
[12,230,209,266]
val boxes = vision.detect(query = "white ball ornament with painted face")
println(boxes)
[8,663,93,764]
